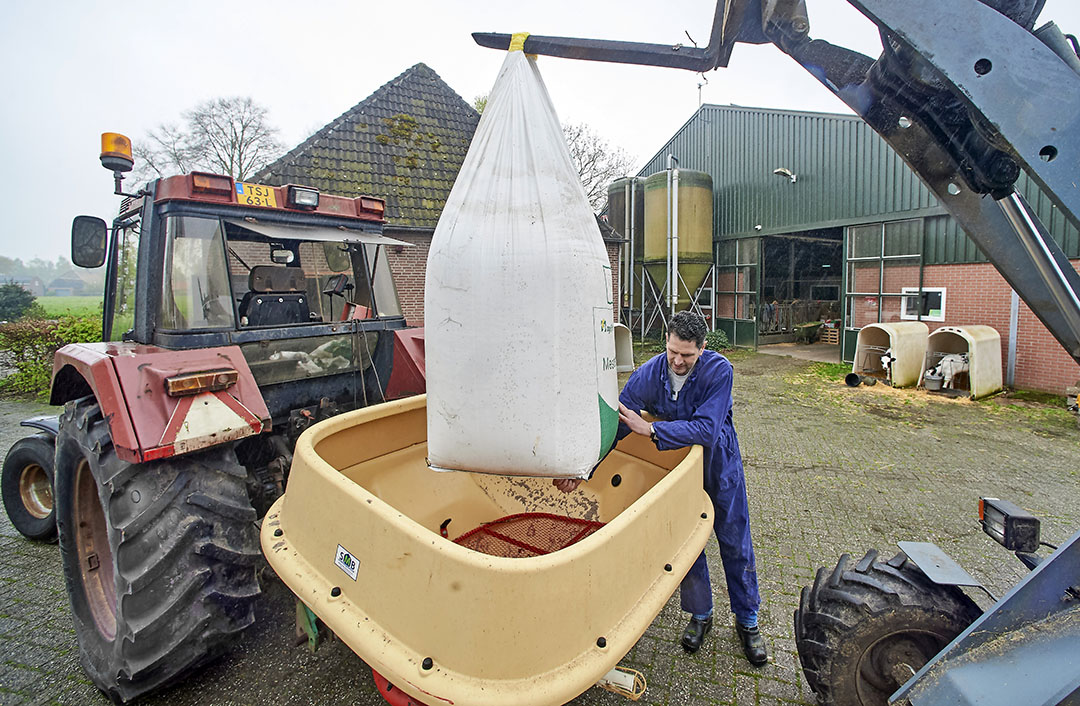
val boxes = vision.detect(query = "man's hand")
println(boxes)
[553,478,583,493]
[619,403,653,437]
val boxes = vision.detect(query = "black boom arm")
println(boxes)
[474,0,1080,362]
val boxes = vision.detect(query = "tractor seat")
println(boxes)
[240,265,311,327]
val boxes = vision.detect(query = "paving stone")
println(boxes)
[1,352,1078,705]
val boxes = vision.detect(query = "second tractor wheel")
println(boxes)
[794,549,982,706]
[1,432,57,541]
[54,398,262,703]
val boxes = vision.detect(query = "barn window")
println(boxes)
[900,287,946,322]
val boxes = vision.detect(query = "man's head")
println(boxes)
[666,311,707,376]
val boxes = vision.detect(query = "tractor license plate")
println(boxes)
[235,182,278,208]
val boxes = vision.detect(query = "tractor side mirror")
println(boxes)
[71,216,108,268]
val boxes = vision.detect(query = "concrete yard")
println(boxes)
[2,351,1078,705]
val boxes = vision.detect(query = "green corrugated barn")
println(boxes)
[626,104,1080,393]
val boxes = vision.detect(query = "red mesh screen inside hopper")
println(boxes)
[453,513,605,558]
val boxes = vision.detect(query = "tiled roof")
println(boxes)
[595,215,625,244]
[256,63,479,230]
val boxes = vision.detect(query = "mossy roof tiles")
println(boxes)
[256,63,479,230]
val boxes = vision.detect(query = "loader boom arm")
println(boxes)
[475,0,1080,362]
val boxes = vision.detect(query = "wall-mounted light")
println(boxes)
[773,167,797,184]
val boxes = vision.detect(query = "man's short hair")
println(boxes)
[668,311,707,348]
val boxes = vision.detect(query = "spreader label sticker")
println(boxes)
[334,544,359,581]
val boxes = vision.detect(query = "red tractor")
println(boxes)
[1,132,425,702]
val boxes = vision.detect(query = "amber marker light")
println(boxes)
[191,173,234,196]
[165,369,239,397]
[100,132,134,173]
[358,196,386,216]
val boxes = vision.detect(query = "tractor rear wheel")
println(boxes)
[1,433,57,541]
[54,398,262,703]
[794,549,982,706]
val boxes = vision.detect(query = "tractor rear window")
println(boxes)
[224,222,383,327]
[157,215,401,331]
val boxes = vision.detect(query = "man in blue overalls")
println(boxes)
[617,311,766,665]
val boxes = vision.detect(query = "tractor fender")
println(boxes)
[19,416,60,437]
[897,541,986,591]
[50,342,270,464]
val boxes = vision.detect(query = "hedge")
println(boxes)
[0,316,101,400]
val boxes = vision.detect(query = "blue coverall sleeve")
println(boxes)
[616,365,655,442]
[652,359,731,451]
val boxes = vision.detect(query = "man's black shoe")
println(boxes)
[680,616,712,653]
[735,623,768,666]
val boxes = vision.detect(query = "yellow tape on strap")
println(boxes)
[509,32,530,52]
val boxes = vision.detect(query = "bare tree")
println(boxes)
[562,121,637,211]
[133,97,284,183]
[134,123,196,180]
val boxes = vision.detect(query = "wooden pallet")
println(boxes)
[820,328,840,345]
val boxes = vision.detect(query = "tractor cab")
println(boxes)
[97,191,403,342]
[69,134,417,426]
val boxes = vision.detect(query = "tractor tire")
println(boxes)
[2,433,57,541]
[54,398,262,703]
[794,549,982,706]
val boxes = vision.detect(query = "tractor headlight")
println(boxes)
[287,185,320,210]
[979,497,1040,552]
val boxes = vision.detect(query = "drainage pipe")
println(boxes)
[1007,289,1019,388]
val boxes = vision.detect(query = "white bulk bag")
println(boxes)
[425,39,619,478]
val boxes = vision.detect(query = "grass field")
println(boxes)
[36,296,101,317]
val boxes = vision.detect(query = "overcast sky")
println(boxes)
[2,0,1077,264]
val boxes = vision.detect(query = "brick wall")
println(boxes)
[385,231,623,328]
[845,259,1080,393]
[920,261,1080,395]
[384,232,432,326]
